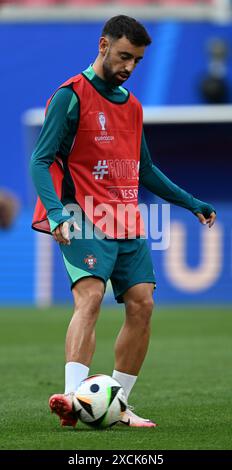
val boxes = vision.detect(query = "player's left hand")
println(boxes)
[196,211,216,228]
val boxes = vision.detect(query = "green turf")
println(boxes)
[0,305,231,450]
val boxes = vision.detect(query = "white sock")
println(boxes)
[112,370,137,399]
[65,362,89,395]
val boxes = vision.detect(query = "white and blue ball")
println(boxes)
[75,374,127,429]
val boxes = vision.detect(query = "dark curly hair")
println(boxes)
[102,15,152,47]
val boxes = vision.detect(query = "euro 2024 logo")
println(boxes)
[98,112,106,131]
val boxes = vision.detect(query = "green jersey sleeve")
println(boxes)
[30,87,78,232]
[139,130,215,218]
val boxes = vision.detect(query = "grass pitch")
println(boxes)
[0,305,231,450]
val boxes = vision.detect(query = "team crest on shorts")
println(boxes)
[84,254,97,269]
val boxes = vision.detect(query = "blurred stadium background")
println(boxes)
[0,0,231,306]
[0,0,232,452]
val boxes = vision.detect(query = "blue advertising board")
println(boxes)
[0,204,230,305]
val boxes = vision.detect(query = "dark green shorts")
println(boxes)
[60,228,156,303]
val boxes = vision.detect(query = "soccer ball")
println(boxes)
[74,374,127,429]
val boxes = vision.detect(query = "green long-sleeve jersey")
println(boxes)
[30,65,215,232]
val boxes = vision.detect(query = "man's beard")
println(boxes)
[103,60,128,87]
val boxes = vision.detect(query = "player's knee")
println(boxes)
[73,278,104,310]
[139,298,154,322]
[75,289,103,312]
[87,289,104,310]
[126,297,154,324]
[74,288,103,315]
[143,297,154,315]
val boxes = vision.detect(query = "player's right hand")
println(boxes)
[52,220,80,245]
